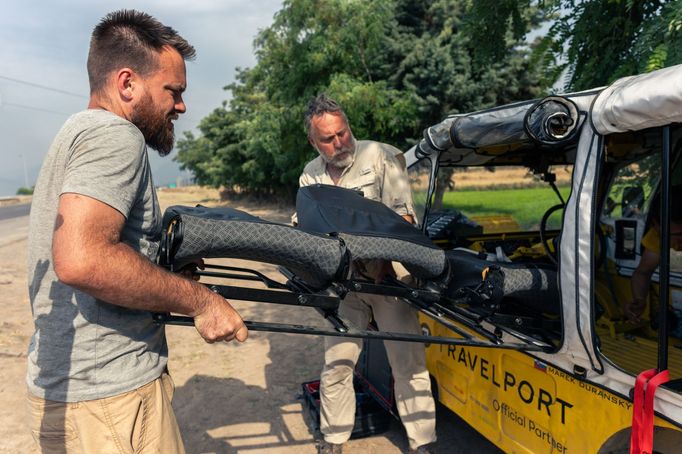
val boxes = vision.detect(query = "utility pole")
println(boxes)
[21,153,29,188]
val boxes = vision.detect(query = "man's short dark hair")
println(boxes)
[87,9,196,95]
[304,94,348,137]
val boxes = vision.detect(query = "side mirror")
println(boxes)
[615,219,638,260]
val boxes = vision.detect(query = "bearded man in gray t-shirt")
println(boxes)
[27,10,247,453]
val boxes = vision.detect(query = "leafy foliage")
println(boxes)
[16,186,34,195]
[555,0,666,90]
[469,0,682,91]
[175,0,549,198]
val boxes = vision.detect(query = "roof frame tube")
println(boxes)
[657,126,672,372]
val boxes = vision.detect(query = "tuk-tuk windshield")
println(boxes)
[411,164,573,235]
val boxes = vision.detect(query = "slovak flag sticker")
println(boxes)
[534,359,547,372]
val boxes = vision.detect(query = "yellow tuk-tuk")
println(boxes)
[404,64,682,452]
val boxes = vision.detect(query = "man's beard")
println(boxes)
[318,136,356,169]
[131,94,176,157]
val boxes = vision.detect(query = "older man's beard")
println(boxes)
[131,93,176,157]
[318,136,356,169]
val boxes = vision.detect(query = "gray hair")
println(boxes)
[304,94,348,137]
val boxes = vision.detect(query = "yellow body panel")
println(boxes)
[421,316,682,453]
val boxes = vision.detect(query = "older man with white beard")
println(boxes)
[297,94,437,454]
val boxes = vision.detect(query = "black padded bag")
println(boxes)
[445,249,560,315]
[160,205,348,290]
[296,184,446,279]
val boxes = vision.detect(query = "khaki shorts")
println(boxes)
[27,373,184,454]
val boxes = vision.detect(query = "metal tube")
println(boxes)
[657,126,671,372]
[153,313,548,350]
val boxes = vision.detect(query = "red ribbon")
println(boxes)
[631,368,670,454]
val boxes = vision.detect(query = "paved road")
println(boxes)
[0,203,30,248]
[0,202,30,221]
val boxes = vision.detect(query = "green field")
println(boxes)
[438,186,572,231]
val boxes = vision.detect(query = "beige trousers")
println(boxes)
[319,293,437,449]
[27,373,184,454]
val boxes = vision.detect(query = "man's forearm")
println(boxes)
[631,269,651,305]
[629,249,660,306]
[52,193,247,343]
[56,239,211,317]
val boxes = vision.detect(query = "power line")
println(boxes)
[1,101,71,116]
[0,75,88,99]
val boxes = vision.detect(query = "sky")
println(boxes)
[0,0,283,196]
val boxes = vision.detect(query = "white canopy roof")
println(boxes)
[591,63,682,134]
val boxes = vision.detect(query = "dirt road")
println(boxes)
[0,188,499,453]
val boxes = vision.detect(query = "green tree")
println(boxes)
[16,186,34,195]
[387,0,546,124]
[176,0,550,198]
[468,0,682,91]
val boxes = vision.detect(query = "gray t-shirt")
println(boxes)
[27,109,166,402]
